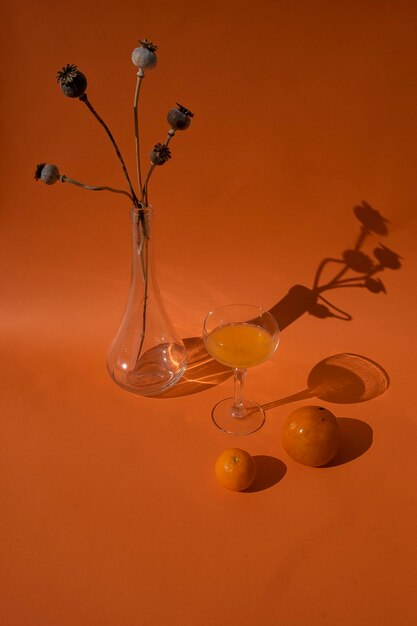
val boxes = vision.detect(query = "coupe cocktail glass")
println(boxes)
[203,304,280,435]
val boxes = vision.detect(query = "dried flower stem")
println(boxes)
[80,94,140,206]
[135,211,148,283]
[133,73,144,194]
[61,175,134,201]
[134,162,156,363]
[141,163,156,206]
[131,71,153,363]
[165,130,175,145]
[136,231,150,363]
[135,150,168,353]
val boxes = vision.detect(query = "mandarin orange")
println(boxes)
[215,448,256,491]
[282,405,340,467]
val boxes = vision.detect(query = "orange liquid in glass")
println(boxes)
[206,323,275,368]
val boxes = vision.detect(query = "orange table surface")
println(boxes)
[2,1,417,625]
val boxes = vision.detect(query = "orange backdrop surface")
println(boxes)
[1,1,417,625]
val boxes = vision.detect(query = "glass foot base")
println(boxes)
[211,397,266,435]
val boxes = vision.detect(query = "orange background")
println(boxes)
[2,1,417,624]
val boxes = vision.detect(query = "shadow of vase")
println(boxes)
[269,284,321,330]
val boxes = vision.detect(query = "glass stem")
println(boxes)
[232,368,247,418]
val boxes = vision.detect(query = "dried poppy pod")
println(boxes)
[132,39,158,71]
[167,103,194,131]
[34,163,60,185]
[56,64,87,98]
[149,143,171,166]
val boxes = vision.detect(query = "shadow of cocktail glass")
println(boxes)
[261,352,389,409]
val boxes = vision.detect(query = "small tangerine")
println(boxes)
[215,448,256,491]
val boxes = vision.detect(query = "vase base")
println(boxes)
[110,371,185,397]
[108,342,187,397]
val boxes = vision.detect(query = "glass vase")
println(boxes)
[107,205,187,396]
